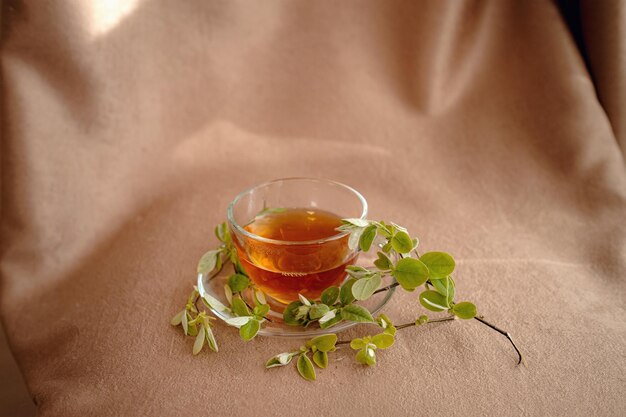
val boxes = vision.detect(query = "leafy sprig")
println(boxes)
[171,217,524,379]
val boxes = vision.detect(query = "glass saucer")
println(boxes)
[196,251,396,338]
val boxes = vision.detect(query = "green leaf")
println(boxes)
[359,225,377,252]
[297,353,316,381]
[377,313,396,335]
[313,351,328,368]
[224,316,253,327]
[231,297,250,316]
[307,334,337,352]
[298,294,312,306]
[351,274,382,301]
[228,274,250,292]
[416,315,429,325]
[283,301,304,325]
[254,290,266,305]
[171,310,185,326]
[419,252,455,279]
[187,323,198,337]
[391,231,413,254]
[253,304,270,319]
[419,290,450,312]
[239,318,260,341]
[193,325,206,355]
[205,325,218,352]
[309,304,330,320]
[197,249,221,274]
[374,252,393,271]
[348,228,365,251]
[350,338,366,349]
[320,286,340,305]
[432,276,455,304]
[181,311,189,335]
[371,333,394,349]
[452,302,477,320]
[224,284,233,305]
[339,278,357,305]
[266,352,296,368]
[341,218,370,228]
[356,347,376,366]
[319,310,343,329]
[215,222,229,242]
[392,258,429,291]
[201,293,228,312]
[341,304,374,323]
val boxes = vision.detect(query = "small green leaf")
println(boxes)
[452,302,477,320]
[197,249,221,274]
[181,311,189,335]
[254,290,267,305]
[377,313,396,335]
[341,218,370,228]
[253,303,270,319]
[266,352,296,368]
[283,301,304,325]
[215,222,229,242]
[374,252,393,271]
[356,347,376,366]
[351,274,382,301]
[419,252,456,279]
[193,325,206,355]
[371,333,394,349]
[307,334,337,352]
[297,353,316,381]
[391,231,413,254]
[318,309,336,324]
[339,278,357,305]
[320,286,340,305]
[201,293,228,312]
[313,351,328,368]
[187,323,198,337]
[205,325,218,352]
[416,315,429,325]
[309,304,330,320]
[224,316,253,327]
[348,228,365,251]
[432,276,455,304]
[359,225,377,252]
[392,258,429,291]
[298,294,312,306]
[228,274,250,292]
[319,310,343,329]
[350,338,366,349]
[341,304,374,323]
[419,290,450,312]
[231,297,250,317]
[239,318,260,341]
[171,310,185,326]
[224,284,233,305]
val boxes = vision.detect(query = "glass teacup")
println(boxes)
[227,178,367,304]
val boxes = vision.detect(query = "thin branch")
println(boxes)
[474,315,525,366]
[335,315,456,345]
[372,281,400,295]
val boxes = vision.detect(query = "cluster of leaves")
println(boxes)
[280,219,476,333]
[171,222,272,351]
[172,216,505,382]
[170,287,219,354]
[266,334,338,381]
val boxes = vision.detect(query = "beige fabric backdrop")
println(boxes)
[2,1,625,416]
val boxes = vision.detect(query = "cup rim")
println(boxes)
[227,177,368,246]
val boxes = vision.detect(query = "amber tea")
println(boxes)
[232,208,356,304]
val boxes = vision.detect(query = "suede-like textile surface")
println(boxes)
[1,1,625,416]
